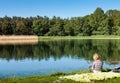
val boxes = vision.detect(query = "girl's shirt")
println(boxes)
[92,60,103,71]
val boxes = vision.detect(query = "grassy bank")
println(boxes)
[1,70,120,83]
[0,35,120,42]
[38,35,120,41]
[1,75,120,83]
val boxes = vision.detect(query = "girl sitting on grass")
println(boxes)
[91,53,103,73]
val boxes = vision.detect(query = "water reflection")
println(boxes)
[0,39,120,64]
[0,39,120,78]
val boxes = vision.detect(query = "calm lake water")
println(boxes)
[0,39,120,78]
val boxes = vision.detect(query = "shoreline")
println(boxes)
[0,35,120,40]
[0,35,38,44]
[0,35,120,44]
[0,35,38,40]
[38,35,120,40]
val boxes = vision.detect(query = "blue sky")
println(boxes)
[0,0,120,18]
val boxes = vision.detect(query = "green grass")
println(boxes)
[1,75,120,83]
[0,76,58,83]
[38,35,120,41]
[1,69,120,83]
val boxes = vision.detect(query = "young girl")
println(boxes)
[91,53,103,73]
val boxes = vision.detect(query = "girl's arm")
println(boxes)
[91,62,95,70]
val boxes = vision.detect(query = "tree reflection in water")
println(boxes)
[0,39,120,65]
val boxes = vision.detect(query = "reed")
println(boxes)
[0,35,38,45]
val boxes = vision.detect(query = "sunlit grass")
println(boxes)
[1,70,120,83]
[38,35,120,41]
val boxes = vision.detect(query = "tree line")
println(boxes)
[0,7,120,36]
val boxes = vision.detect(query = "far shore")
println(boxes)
[38,35,120,40]
[0,35,120,44]
[0,35,38,40]
[0,35,38,44]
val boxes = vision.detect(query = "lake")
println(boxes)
[0,39,120,78]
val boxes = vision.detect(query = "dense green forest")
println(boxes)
[0,8,120,36]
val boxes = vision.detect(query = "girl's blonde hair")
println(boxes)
[93,53,100,60]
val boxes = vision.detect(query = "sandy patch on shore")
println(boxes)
[0,35,38,45]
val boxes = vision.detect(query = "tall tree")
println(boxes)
[47,16,64,36]
[89,8,106,35]
[82,15,93,36]
[1,16,14,35]
[32,16,50,36]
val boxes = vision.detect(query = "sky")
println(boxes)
[0,0,120,18]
